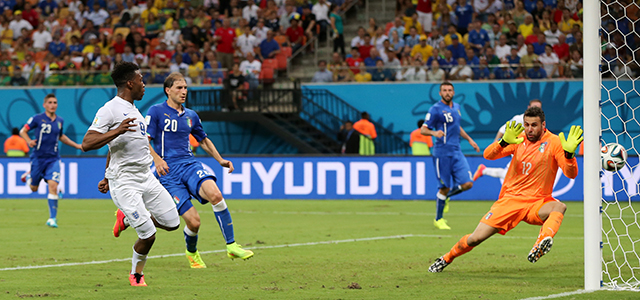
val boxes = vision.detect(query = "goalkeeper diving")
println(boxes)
[429,106,584,273]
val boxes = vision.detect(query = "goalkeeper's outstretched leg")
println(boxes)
[429,223,499,272]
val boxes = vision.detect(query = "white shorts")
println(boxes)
[417,11,433,33]
[109,170,179,239]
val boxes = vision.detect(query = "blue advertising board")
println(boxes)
[0,156,633,202]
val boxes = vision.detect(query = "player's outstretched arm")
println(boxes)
[558,125,584,159]
[81,118,137,151]
[200,137,234,173]
[98,151,111,194]
[500,120,524,145]
[460,127,480,152]
[420,126,444,138]
[19,125,36,148]
[60,134,84,151]
[555,125,583,179]
[484,121,522,160]
[148,141,169,176]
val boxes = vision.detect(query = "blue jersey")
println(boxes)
[145,101,207,165]
[425,101,462,156]
[25,113,64,159]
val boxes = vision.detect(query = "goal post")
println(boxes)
[582,0,602,291]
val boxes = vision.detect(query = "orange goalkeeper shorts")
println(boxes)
[480,195,558,235]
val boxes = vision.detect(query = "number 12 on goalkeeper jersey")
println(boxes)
[145,101,208,162]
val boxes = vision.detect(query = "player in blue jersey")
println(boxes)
[112,72,254,268]
[19,93,83,228]
[421,82,480,230]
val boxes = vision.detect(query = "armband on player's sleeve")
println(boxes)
[564,150,575,159]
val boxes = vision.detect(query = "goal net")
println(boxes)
[598,0,640,290]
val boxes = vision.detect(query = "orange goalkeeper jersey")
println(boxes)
[484,130,578,200]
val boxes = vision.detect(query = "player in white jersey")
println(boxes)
[81,62,180,287]
[473,99,542,181]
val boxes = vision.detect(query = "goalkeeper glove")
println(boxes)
[499,120,524,147]
[558,125,584,158]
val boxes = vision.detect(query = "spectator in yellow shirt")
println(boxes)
[354,63,372,82]
[411,35,434,61]
[444,24,465,46]
[518,14,535,38]
[403,13,423,36]
[559,9,581,34]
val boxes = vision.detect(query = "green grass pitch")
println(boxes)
[0,199,638,299]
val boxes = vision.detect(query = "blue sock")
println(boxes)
[435,193,446,220]
[48,194,58,219]
[212,200,235,244]
[447,185,464,197]
[184,227,198,253]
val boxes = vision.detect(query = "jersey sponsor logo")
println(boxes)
[485,212,493,220]
[145,115,151,125]
[187,117,193,128]
[539,142,548,153]
[173,196,180,204]
[57,122,61,130]
[27,117,33,124]
[123,113,129,116]
[164,113,170,118]
[92,117,100,126]
[132,211,139,219]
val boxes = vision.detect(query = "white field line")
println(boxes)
[0,233,584,272]
[0,234,432,271]
[233,210,585,218]
[519,289,595,300]
[0,208,585,218]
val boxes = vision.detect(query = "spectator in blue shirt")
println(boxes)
[39,0,58,16]
[364,48,383,67]
[523,0,537,13]
[526,62,547,79]
[493,58,517,79]
[48,34,66,58]
[531,33,547,55]
[473,57,491,80]
[447,34,467,59]
[404,26,421,48]
[0,0,15,14]
[426,48,446,67]
[440,49,459,73]
[506,47,521,74]
[258,30,281,60]
[67,36,84,57]
[388,17,405,41]
[371,59,394,81]
[466,48,480,67]
[311,60,333,82]
[543,0,556,8]
[467,19,489,54]
[454,0,473,34]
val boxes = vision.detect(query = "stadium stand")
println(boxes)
[0,0,605,86]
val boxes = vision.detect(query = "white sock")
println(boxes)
[436,192,447,200]
[212,199,228,212]
[184,226,198,236]
[48,194,58,200]
[131,248,147,275]
[483,167,507,179]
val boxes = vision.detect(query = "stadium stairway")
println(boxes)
[287,0,397,81]
[187,85,409,154]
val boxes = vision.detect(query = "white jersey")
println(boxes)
[88,96,153,179]
[498,113,524,134]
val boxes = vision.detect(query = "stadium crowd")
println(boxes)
[311,0,639,83]
[0,0,634,86]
